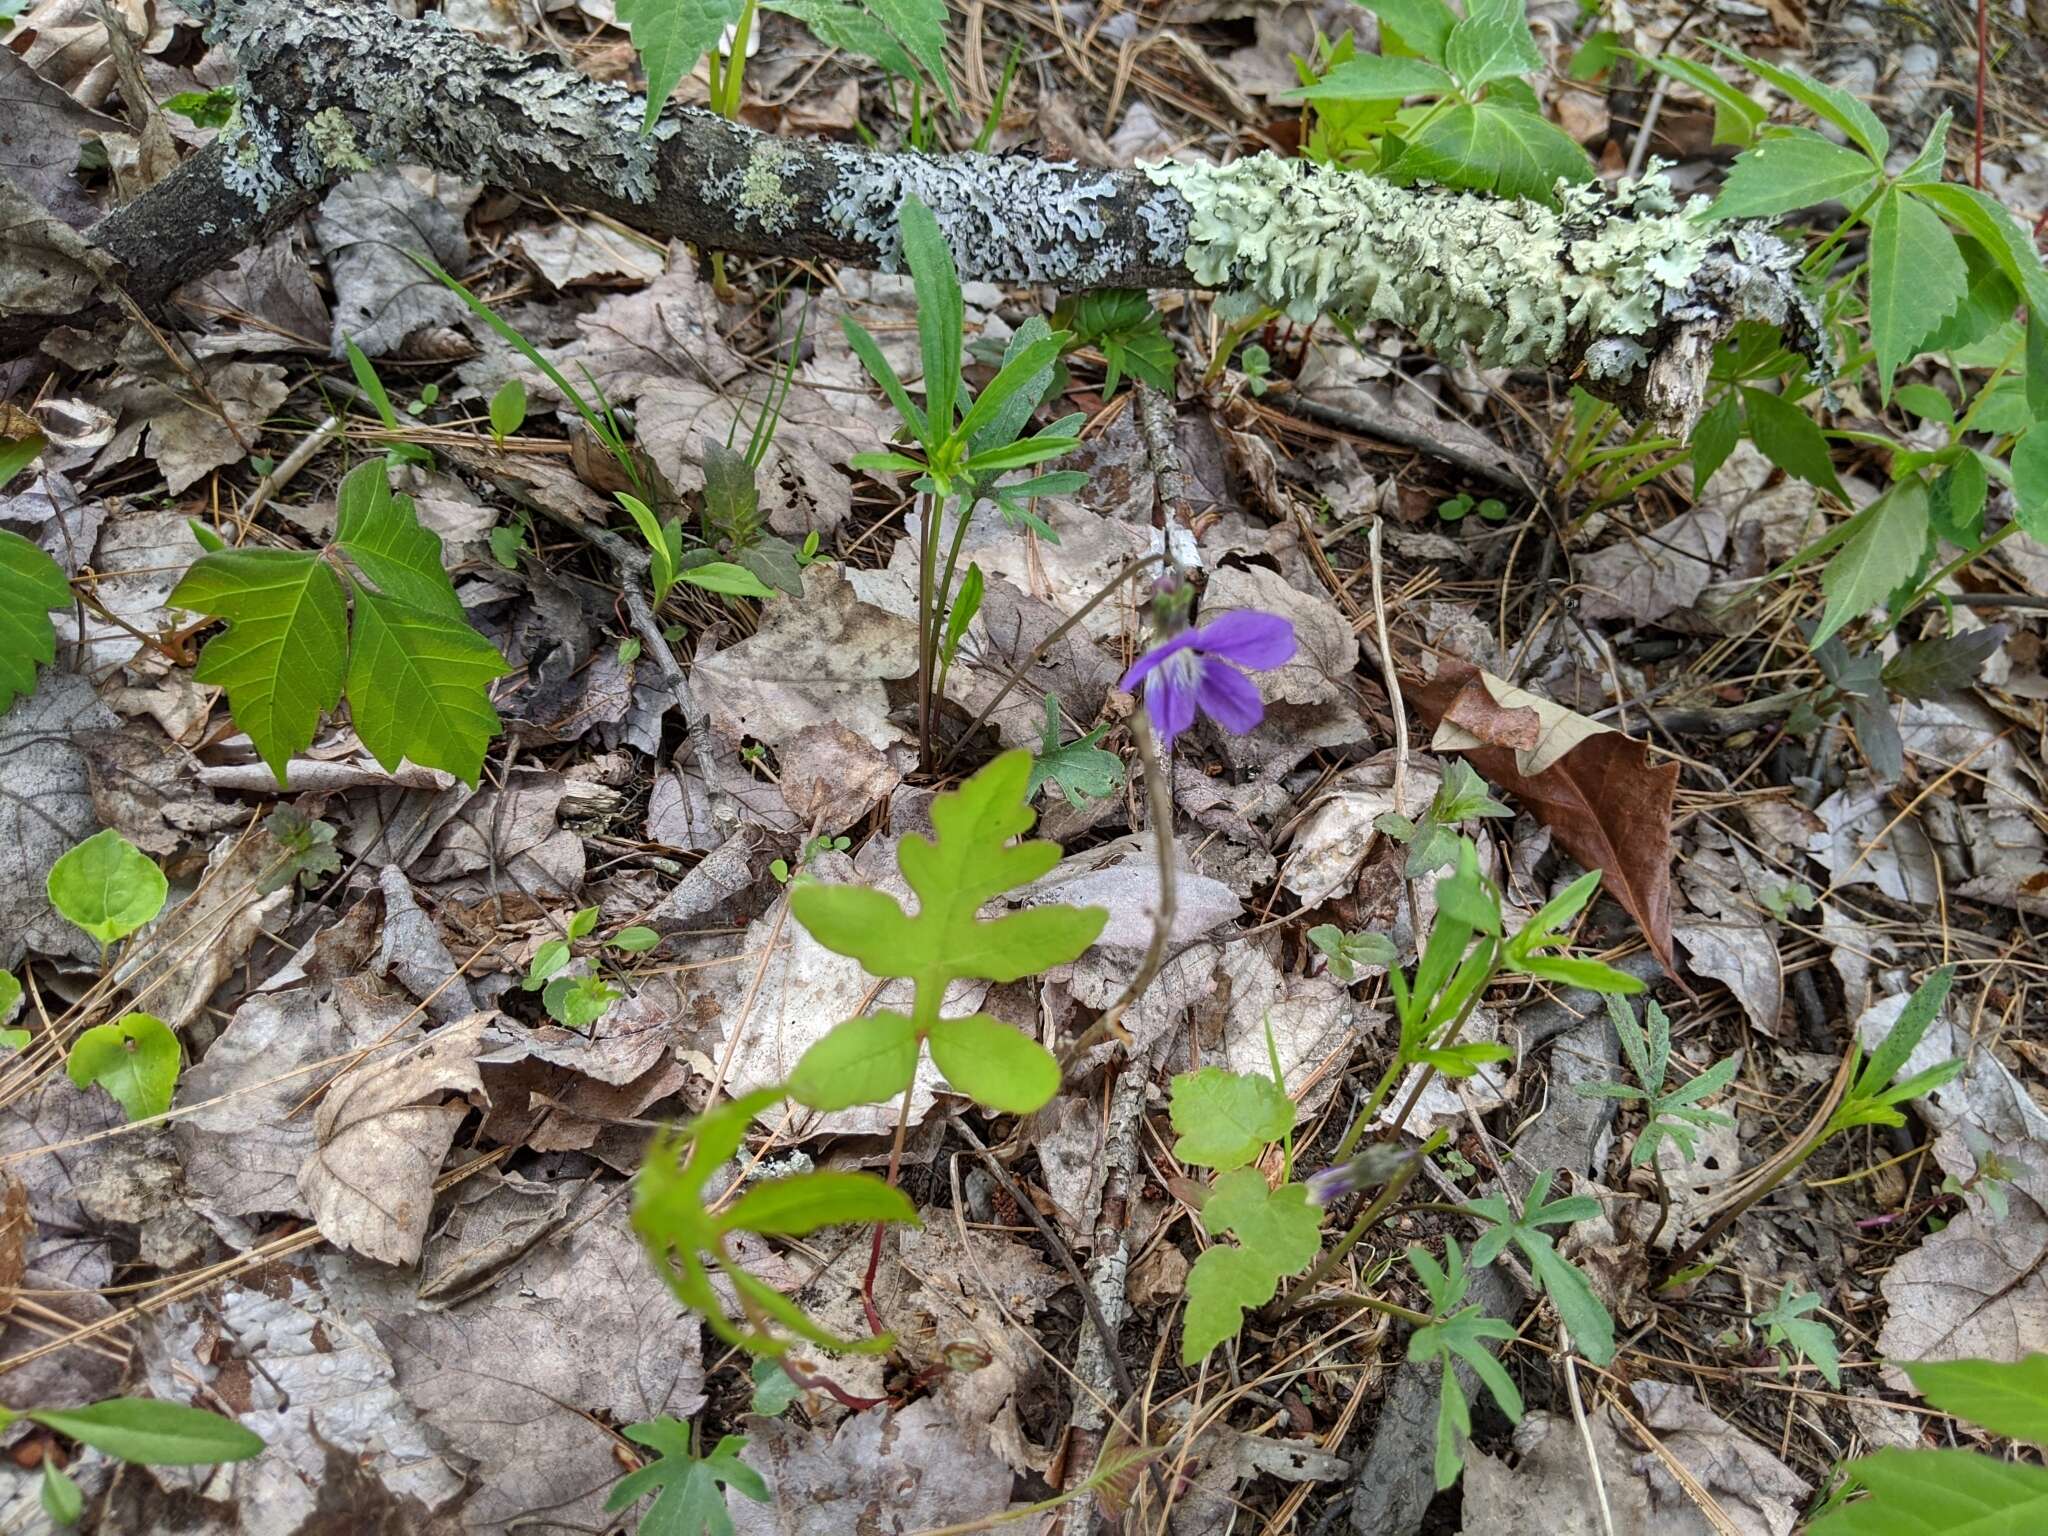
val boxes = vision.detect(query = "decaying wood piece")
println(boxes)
[1,0,1825,433]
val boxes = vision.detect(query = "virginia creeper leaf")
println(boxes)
[1867,187,1968,401]
[345,587,512,786]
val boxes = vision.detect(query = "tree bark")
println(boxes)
[0,0,1825,432]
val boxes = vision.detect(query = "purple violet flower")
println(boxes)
[1119,609,1297,752]
[1304,1163,1357,1209]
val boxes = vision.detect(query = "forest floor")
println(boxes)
[1,1,2046,1534]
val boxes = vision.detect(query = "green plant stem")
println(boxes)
[1330,1058,1404,1164]
[1887,520,2021,630]
[1664,1136,1824,1275]
[916,489,939,772]
[928,493,977,708]
[1274,1128,1447,1312]
[1802,182,1889,278]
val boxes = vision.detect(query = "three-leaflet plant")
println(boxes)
[170,461,512,787]
[783,748,1107,1117]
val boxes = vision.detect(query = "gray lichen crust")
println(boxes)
[818,147,1132,286]
[206,0,670,213]
[1145,153,1825,386]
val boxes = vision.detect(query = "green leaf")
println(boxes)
[40,1462,82,1525]
[765,0,919,85]
[825,0,949,100]
[1920,237,2019,358]
[346,587,512,786]
[1181,1171,1321,1363]
[1710,128,1879,221]
[1444,0,1543,91]
[941,562,983,669]
[1389,99,1593,204]
[1741,385,1846,499]
[610,925,661,953]
[1525,1238,1616,1363]
[723,1171,919,1235]
[2014,426,2048,544]
[1908,183,2048,317]
[1808,1447,2048,1536]
[66,1011,180,1122]
[606,1423,770,1536]
[1307,925,1400,982]
[615,0,743,133]
[1643,55,1764,148]
[170,549,348,784]
[1757,1284,1841,1387]
[1692,391,1742,492]
[1464,1172,1615,1363]
[1170,1066,1295,1171]
[161,85,236,129]
[1867,188,1969,401]
[1713,44,1888,163]
[786,1011,921,1110]
[0,529,68,716]
[345,337,400,428]
[1928,452,1989,547]
[1902,1356,2048,1445]
[1851,965,1955,1103]
[927,1013,1060,1113]
[0,969,20,1027]
[335,462,464,618]
[749,1358,799,1416]
[1360,0,1459,61]
[899,198,964,438]
[543,972,618,1030]
[489,378,527,442]
[1028,696,1124,805]
[28,1397,262,1465]
[840,317,927,442]
[1284,53,1455,102]
[46,829,167,945]
[1812,477,1931,646]
[675,561,777,599]
[789,749,1106,1010]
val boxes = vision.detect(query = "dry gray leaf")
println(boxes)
[1576,505,1730,625]
[298,1015,487,1265]
[1026,834,1242,950]
[377,867,478,1021]
[513,218,665,288]
[323,1197,706,1535]
[1285,755,1442,907]
[1808,780,1938,905]
[0,51,130,229]
[731,1398,1037,1536]
[693,565,919,756]
[0,670,118,967]
[78,724,241,853]
[1629,1381,1811,1536]
[312,170,471,356]
[113,824,293,1033]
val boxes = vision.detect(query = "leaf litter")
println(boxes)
[2,5,2046,1535]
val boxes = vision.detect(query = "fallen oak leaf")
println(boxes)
[1408,661,1679,976]
[297,1013,486,1265]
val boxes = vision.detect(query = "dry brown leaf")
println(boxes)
[298,1015,486,1265]
[0,1176,28,1318]
[1411,660,1679,973]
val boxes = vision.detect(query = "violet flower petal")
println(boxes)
[1118,628,1201,694]
[1191,610,1296,670]
[1194,659,1264,735]
[1144,651,1202,746]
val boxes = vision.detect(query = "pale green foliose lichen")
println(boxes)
[304,107,372,172]
[1142,154,1729,373]
[718,140,800,236]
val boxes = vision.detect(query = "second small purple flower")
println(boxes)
[1120,608,1296,753]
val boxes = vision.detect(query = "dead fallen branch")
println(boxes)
[2,0,1822,432]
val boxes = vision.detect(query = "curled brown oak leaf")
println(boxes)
[1408,661,1678,976]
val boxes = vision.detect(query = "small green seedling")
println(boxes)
[47,829,168,949]
[489,378,528,445]
[1464,1171,1616,1365]
[1306,925,1399,982]
[1577,995,1741,1169]
[1,970,26,1053]
[1027,695,1124,806]
[1755,1284,1841,1387]
[1409,1237,1522,1488]
[606,1419,769,1536]
[1436,493,1508,523]
[261,807,341,893]
[161,86,236,129]
[67,1013,180,1121]
[1376,759,1512,878]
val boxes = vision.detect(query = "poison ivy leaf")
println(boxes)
[335,462,463,618]
[1807,1448,2048,1536]
[1714,44,1888,163]
[1444,0,1543,91]
[26,1398,263,1465]
[605,1420,769,1536]
[1028,695,1124,805]
[1867,187,1968,400]
[1741,385,1846,499]
[0,528,70,716]
[786,750,1105,1116]
[1360,0,1459,61]
[1710,128,1879,221]
[170,549,348,783]
[1812,476,1932,647]
[1901,1356,2048,1445]
[345,587,512,786]
[46,829,167,945]
[1170,1067,1295,1171]
[1284,53,1455,102]
[633,1089,915,1353]
[615,0,742,133]
[1182,1170,1320,1362]
[1389,98,1593,203]
[65,1012,179,1121]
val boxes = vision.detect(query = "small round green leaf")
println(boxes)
[66,1013,180,1121]
[608,925,660,953]
[1169,1066,1296,1171]
[787,1012,919,1112]
[0,968,22,1026]
[29,1397,264,1466]
[926,1013,1060,1114]
[46,829,168,945]
[489,378,528,442]
[40,1462,82,1525]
